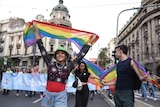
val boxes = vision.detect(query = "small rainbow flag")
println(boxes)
[23,20,99,48]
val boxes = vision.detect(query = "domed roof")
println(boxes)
[52,0,69,13]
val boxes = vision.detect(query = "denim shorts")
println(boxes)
[41,90,67,107]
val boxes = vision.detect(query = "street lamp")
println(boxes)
[116,3,160,46]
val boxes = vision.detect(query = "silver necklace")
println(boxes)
[55,62,65,70]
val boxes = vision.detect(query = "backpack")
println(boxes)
[128,58,142,90]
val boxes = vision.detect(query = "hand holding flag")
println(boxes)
[24,20,99,48]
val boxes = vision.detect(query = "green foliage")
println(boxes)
[0,57,4,72]
[0,57,13,71]
[98,47,110,69]
[7,57,13,66]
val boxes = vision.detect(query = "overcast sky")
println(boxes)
[0,0,141,59]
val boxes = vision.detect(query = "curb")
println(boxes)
[135,99,154,107]
[101,93,154,107]
[100,93,115,107]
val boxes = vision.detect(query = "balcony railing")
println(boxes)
[49,39,55,45]
[0,38,4,43]
[9,44,13,49]
[16,44,21,49]
[0,46,3,52]
[155,25,160,32]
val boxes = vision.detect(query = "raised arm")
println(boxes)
[33,22,51,66]
[72,35,97,68]
[71,65,78,74]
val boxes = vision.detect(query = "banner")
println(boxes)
[1,73,106,92]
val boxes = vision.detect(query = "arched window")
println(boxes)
[158,18,160,25]
[11,37,14,45]
[50,45,53,52]
[18,36,21,44]
[62,16,65,20]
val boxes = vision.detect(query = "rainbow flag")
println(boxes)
[23,20,99,48]
[131,58,160,88]
[83,58,103,77]
[131,58,147,76]
[100,65,117,83]
[100,58,160,88]
[83,58,103,89]
[150,77,160,88]
[24,20,101,89]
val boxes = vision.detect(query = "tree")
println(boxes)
[0,57,13,71]
[97,47,110,69]
[0,57,4,71]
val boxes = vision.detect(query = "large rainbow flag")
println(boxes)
[24,20,102,89]
[100,58,160,88]
[131,58,160,88]
[100,65,117,83]
[23,20,99,48]
[23,21,160,90]
[83,58,104,90]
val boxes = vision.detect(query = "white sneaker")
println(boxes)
[148,96,151,99]
[40,95,43,98]
[25,94,28,97]
[144,99,148,101]
[16,93,19,96]
[148,96,153,99]
[153,98,157,101]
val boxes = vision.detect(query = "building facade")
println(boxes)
[0,0,73,71]
[118,0,160,75]
[107,37,116,67]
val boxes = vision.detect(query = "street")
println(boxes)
[0,90,110,107]
[102,89,160,107]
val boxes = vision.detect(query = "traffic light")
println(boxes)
[112,50,116,64]
[112,51,119,64]
[112,50,116,57]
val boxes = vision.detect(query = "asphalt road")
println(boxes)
[0,90,110,107]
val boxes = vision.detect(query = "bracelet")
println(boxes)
[88,43,92,46]
[34,29,38,32]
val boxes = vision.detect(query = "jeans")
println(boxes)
[141,82,148,100]
[149,83,155,98]
[41,90,67,107]
[114,90,134,107]
[107,89,112,95]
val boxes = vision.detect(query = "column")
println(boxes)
[139,27,143,63]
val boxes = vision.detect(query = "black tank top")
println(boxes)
[115,58,133,90]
